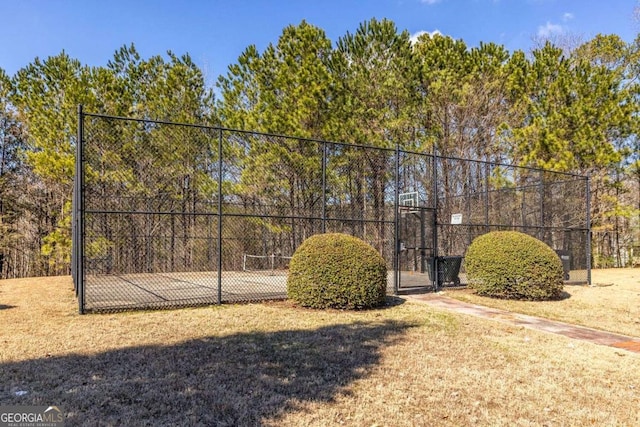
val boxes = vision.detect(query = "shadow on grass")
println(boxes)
[1,319,416,426]
[447,286,573,302]
[384,296,406,307]
[396,286,434,296]
[484,290,573,302]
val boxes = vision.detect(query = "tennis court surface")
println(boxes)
[84,270,289,312]
[83,270,408,312]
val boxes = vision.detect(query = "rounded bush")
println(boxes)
[287,233,387,309]
[465,231,563,300]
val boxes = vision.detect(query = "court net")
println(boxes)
[242,254,292,275]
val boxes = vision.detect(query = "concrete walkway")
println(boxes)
[407,293,640,354]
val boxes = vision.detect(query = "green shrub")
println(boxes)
[465,231,563,300]
[287,233,388,309]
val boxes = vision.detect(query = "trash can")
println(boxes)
[428,256,463,286]
[555,250,571,281]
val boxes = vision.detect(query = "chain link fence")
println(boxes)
[73,110,590,313]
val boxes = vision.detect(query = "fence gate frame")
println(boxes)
[396,205,438,290]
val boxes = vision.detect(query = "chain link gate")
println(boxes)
[397,205,438,289]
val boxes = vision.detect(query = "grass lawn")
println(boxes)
[0,273,639,426]
[445,268,640,338]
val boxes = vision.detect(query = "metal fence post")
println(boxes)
[322,141,327,234]
[393,144,400,294]
[217,128,223,304]
[586,175,592,286]
[432,148,439,289]
[72,168,77,293]
[484,162,490,234]
[539,170,545,240]
[76,104,85,314]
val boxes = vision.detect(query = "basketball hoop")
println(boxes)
[399,205,420,217]
[399,192,419,216]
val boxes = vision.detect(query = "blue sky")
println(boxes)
[1,0,637,86]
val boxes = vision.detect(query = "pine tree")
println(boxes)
[11,53,95,274]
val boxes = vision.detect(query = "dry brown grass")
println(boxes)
[445,268,640,338]
[1,274,639,426]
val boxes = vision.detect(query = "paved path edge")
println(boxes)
[406,293,640,354]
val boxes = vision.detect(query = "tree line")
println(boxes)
[0,18,639,278]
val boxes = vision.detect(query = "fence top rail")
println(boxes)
[81,110,398,154]
[436,153,588,179]
[82,109,588,180]
[400,146,588,180]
